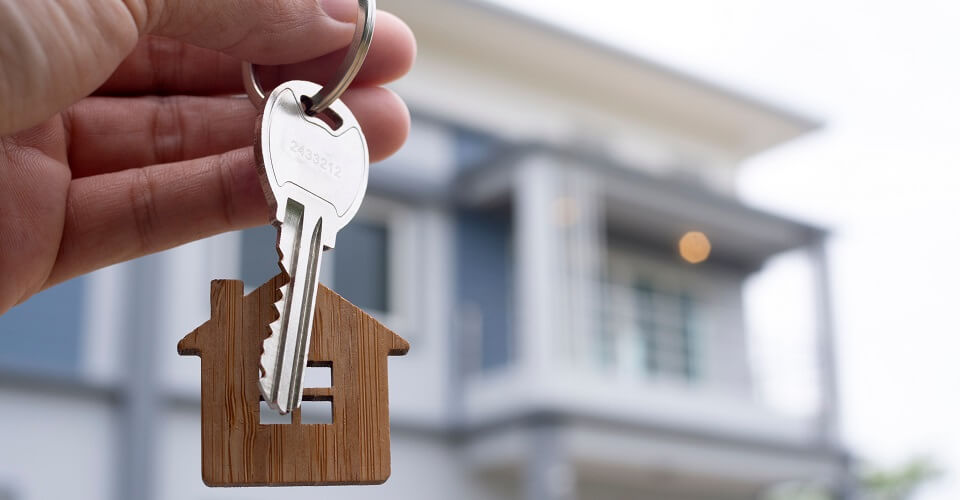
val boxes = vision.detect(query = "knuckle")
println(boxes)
[118,0,154,33]
[144,36,184,89]
[212,153,237,228]
[150,96,186,164]
[128,168,158,255]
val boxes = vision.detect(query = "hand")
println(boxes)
[0,0,416,314]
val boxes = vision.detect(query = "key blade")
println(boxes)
[258,201,326,414]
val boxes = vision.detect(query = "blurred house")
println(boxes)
[0,1,851,499]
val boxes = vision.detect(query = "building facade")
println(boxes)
[0,1,851,499]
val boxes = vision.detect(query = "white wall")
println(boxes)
[0,391,115,500]
[158,407,515,500]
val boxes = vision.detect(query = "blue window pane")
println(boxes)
[0,277,86,376]
[241,222,391,312]
[240,224,280,288]
[454,127,501,171]
[456,209,513,371]
[332,221,390,312]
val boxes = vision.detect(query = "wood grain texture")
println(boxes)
[178,276,409,487]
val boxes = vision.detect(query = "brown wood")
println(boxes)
[178,276,409,487]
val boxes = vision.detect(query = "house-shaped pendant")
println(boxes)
[177,276,409,486]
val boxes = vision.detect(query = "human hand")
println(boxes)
[0,0,416,314]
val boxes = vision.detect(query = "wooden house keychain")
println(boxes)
[177,0,410,486]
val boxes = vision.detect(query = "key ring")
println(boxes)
[242,0,376,115]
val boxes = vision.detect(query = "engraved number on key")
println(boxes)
[255,80,369,414]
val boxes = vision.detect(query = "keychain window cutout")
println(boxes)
[301,400,333,425]
[303,364,332,388]
[259,401,292,425]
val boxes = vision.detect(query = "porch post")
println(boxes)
[808,236,841,444]
[524,421,577,500]
[514,154,562,376]
[556,167,604,369]
[807,236,857,499]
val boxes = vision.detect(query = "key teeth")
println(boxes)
[257,286,287,383]
[258,222,296,402]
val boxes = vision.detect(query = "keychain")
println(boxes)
[177,0,410,486]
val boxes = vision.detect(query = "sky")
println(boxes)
[486,0,960,497]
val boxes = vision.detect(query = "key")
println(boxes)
[255,80,369,414]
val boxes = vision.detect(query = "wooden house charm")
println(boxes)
[177,276,409,487]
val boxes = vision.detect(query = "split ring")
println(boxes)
[242,0,376,114]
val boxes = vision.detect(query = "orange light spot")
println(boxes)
[679,231,711,264]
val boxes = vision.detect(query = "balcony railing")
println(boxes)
[594,282,823,419]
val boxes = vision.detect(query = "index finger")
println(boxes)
[97,11,415,96]
[0,0,377,135]
[132,0,365,64]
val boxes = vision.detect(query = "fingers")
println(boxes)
[64,96,258,178]
[1,0,412,135]
[48,148,269,287]
[0,0,140,134]
[50,84,410,289]
[97,12,416,96]
[133,0,361,65]
[340,87,411,163]
[64,87,410,177]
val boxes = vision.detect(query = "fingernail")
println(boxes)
[321,0,360,24]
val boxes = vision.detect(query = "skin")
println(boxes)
[0,0,417,315]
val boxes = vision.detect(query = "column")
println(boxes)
[514,154,562,377]
[808,237,841,445]
[116,255,162,500]
[557,167,604,369]
[807,237,857,499]
[524,422,577,500]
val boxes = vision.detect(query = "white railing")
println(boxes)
[595,282,823,419]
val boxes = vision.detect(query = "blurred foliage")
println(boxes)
[765,457,942,500]
[860,457,942,500]
[765,482,830,500]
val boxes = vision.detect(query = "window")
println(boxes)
[453,127,501,171]
[240,224,281,289]
[0,277,86,376]
[633,283,699,381]
[240,205,399,319]
[456,208,514,372]
[259,401,292,425]
[240,220,392,314]
[331,221,390,312]
[300,400,333,425]
[600,265,703,384]
[301,363,334,425]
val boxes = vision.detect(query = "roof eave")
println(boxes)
[383,0,823,157]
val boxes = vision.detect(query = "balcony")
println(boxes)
[457,269,841,494]
[461,280,826,448]
[450,147,843,492]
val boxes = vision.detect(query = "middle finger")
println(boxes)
[65,87,410,178]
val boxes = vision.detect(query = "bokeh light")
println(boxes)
[679,231,711,264]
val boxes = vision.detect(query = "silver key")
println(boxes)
[255,80,369,414]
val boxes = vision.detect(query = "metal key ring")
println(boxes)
[242,0,376,114]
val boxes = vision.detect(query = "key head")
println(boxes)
[255,80,369,247]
